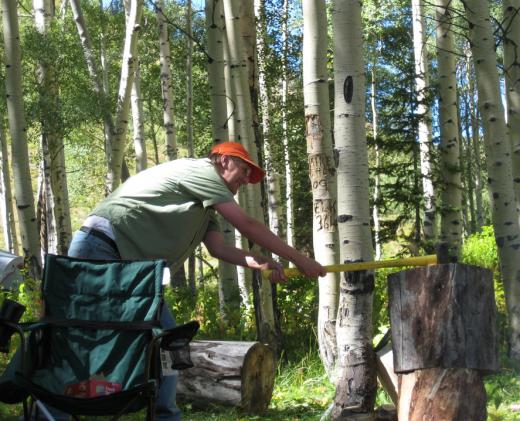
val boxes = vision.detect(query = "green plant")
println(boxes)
[461,226,510,354]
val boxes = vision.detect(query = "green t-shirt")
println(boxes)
[92,158,234,270]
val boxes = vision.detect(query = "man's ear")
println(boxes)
[220,155,231,169]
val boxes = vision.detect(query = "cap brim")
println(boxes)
[243,159,265,184]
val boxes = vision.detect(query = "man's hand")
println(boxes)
[294,256,327,279]
[246,256,287,283]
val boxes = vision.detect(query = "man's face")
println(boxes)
[220,156,252,194]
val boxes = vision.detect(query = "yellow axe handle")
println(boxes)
[262,254,438,279]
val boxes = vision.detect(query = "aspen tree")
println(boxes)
[256,0,283,240]
[222,24,251,308]
[205,0,240,320]
[281,0,295,252]
[2,0,42,277]
[131,64,147,172]
[156,0,177,161]
[503,0,520,206]
[187,0,196,291]
[332,0,377,414]
[411,0,436,245]
[370,68,382,260]
[125,0,147,173]
[302,0,339,378]
[70,0,115,166]
[465,0,520,359]
[464,46,484,230]
[0,121,18,254]
[223,0,280,351]
[34,0,72,255]
[108,0,144,192]
[436,0,462,257]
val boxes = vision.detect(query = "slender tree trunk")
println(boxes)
[107,0,144,192]
[302,0,339,379]
[186,0,194,158]
[186,0,197,291]
[462,108,476,233]
[206,0,229,143]
[125,0,146,175]
[223,0,280,353]
[465,0,520,360]
[223,28,250,307]
[503,0,520,208]
[256,0,282,241]
[37,153,55,255]
[332,0,377,416]
[34,0,72,255]
[281,0,295,254]
[0,121,18,254]
[70,0,115,187]
[2,0,42,277]
[205,0,241,319]
[465,46,484,230]
[371,68,382,260]
[156,0,177,161]
[131,65,147,172]
[411,0,436,246]
[436,0,462,258]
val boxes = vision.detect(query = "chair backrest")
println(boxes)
[43,254,164,323]
[30,254,166,396]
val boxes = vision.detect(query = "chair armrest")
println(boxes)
[156,320,200,370]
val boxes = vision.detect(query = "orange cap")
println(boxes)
[210,142,265,184]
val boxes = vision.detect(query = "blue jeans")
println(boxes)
[47,230,181,421]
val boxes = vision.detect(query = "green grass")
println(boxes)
[3,351,519,420]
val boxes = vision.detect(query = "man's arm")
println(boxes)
[203,230,286,282]
[212,201,325,278]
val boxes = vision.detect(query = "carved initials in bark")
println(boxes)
[314,199,337,232]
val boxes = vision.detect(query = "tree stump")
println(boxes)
[388,264,498,420]
[176,340,275,413]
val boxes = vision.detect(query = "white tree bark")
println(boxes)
[34,0,72,256]
[302,0,339,378]
[156,0,177,161]
[464,45,484,231]
[503,0,520,208]
[2,0,41,277]
[371,68,382,260]
[131,65,147,172]
[108,0,144,192]
[0,121,18,254]
[436,0,462,257]
[70,0,116,186]
[281,0,294,253]
[465,0,520,360]
[205,0,241,317]
[332,0,377,415]
[187,0,196,290]
[411,0,436,245]
[222,28,250,307]
[206,0,229,143]
[186,0,194,159]
[256,0,283,241]
[223,0,278,351]
[223,34,238,141]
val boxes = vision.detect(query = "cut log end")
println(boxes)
[177,340,275,413]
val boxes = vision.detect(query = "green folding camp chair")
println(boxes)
[0,254,199,420]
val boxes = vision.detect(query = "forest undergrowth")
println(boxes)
[0,226,519,419]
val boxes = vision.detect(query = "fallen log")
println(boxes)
[176,340,275,413]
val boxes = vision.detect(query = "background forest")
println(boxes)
[1,0,520,419]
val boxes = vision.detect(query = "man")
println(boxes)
[67,141,325,420]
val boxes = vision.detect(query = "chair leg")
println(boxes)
[22,398,29,421]
[146,397,154,421]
